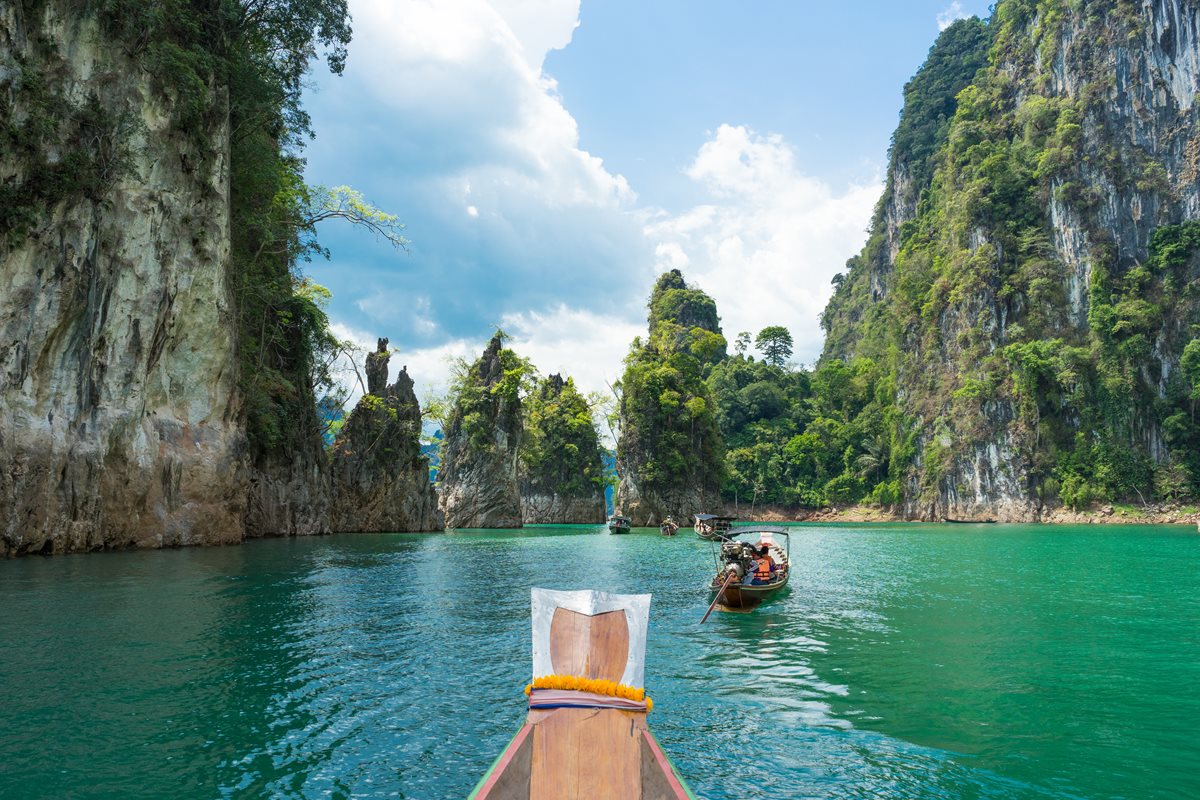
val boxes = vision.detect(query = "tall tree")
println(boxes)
[755,326,793,367]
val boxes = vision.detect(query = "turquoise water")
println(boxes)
[1,524,1198,799]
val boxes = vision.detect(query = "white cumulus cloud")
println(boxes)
[312,5,882,409]
[307,0,649,353]
[501,304,642,398]
[937,1,968,31]
[645,124,879,365]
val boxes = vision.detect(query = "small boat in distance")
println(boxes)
[693,513,736,540]
[608,515,632,534]
[943,517,997,524]
[707,526,791,610]
[469,588,696,799]
[660,517,679,536]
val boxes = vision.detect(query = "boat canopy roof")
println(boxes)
[693,513,736,521]
[530,588,650,688]
[726,525,791,537]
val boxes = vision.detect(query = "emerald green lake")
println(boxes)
[2,523,1198,799]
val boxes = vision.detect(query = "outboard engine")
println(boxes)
[720,541,756,580]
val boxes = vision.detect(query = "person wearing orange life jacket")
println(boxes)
[753,544,775,583]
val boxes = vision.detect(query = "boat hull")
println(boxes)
[608,526,631,534]
[469,711,696,799]
[709,572,789,608]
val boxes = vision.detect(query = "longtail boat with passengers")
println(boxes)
[692,513,735,540]
[659,517,679,536]
[469,588,696,800]
[607,515,632,534]
[708,526,791,610]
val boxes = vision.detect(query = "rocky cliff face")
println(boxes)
[617,270,725,524]
[0,4,246,555]
[330,340,443,532]
[438,333,523,528]
[821,0,1200,520]
[519,373,606,524]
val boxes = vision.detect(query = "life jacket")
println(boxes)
[755,556,773,581]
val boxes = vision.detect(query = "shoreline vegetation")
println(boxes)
[717,504,1200,526]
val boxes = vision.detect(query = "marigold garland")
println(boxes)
[524,674,653,711]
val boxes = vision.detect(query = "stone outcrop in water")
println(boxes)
[330,340,443,532]
[820,1,1200,520]
[438,333,524,528]
[519,374,607,523]
[617,270,725,524]
[0,3,245,555]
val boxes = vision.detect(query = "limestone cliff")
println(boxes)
[821,0,1200,519]
[519,373,606,523]
[0,0,365,555]
[330,340,443,532]
[617,270,725,524]
[0,3,245,555]
[438,333,524,528]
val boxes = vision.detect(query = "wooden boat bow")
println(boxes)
[469,588,695,800]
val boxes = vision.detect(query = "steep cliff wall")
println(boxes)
[330,341,443,532]
[519,373,606,524]
[617,270,725,523]
[438,333,524,528]
[821,0,1200,519]
[0,3,245,555]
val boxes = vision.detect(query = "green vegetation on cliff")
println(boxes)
[617,270,725,510]
[441,332,534,455]
[822,17,992,358]
[819,0,1200,511]
[520,374,606,499]
[8,0,402,465]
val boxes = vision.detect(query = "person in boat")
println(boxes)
[753,544,775,584]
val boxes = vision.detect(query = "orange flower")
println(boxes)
[526,674,652,711]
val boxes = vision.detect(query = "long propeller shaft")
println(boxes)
[701,572,737,623]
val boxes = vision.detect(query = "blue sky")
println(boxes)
[301,0,993,400]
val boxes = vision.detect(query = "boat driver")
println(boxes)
[753,544,775,584]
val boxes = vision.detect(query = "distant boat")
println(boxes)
[469,588,695,799]
[943,517,997,524]
[707,526,790,610]
[659,517,679,537]
[607,515,632,534]
[693,513,735,540]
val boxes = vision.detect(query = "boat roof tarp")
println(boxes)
[530,588,650,688]
[693,513,736,521]
[728,524,792,536]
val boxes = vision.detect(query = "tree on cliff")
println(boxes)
[755,326,793,367]
[617,270,726,521]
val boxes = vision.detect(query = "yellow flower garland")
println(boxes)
[524,674,653,711]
